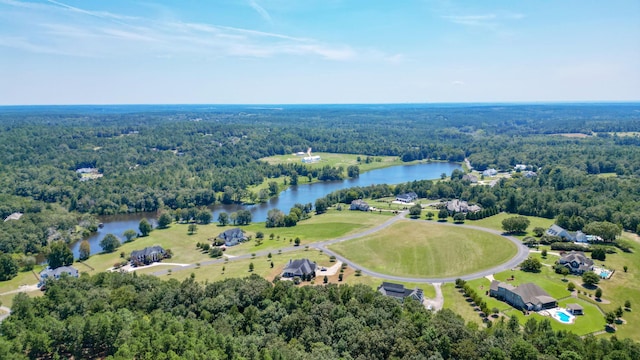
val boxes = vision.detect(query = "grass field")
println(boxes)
[329,220,517,278]
[470,213,555,239]
[260,152,404,174]
[77,209,391,272]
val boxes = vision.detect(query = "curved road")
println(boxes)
[316,215,529,283]
[153,211,530,285]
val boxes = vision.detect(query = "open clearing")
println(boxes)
[329,220,517,278]
[260,152,404,173]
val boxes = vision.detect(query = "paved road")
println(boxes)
[155,211,529,285]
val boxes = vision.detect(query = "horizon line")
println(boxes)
[1,100,640,108]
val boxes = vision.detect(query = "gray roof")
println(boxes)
[282,259,316,277]
[396,192,418,201]
[40,266,78,279]
[3,212,23,222]
[567,303,583,311]
[513,283,556,306]
[131,245,165,260]
[378,282,424,302]
[559,251,594,267]
[546,224,567,237]
[218,228,247,246]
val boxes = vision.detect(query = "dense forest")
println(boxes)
[1,273,638,360]
[1,103,639,259]
[1,104,639,217]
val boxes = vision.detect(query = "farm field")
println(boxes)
[329,220,517,278]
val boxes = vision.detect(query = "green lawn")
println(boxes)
[574,233,640,341]
[471,213,555,239]
[0,266,44,293]
[494,266,572,300]
[442,283,486,325]
[165,249,333,283]
[79,209,391,272]
[260,152,404,174]
[503,297,604,336]
[329,220,517,278]
[225,209,392,255]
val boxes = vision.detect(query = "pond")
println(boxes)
[73,161,461,257]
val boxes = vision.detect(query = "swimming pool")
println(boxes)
[548,308,575,324]
[557,310,571,323]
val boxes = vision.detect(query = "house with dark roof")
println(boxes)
[377,282,424,303]
[396,192,418,203]
[350,199,370,211]
[216,228,247,247]
[558,251,594,275]
[130,246,166,265]
[38,266,79,287]
[445,199,481,214]
[282,259,317,279]
[567,303,584,315]
[490,280,557,311]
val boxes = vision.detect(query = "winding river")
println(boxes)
[74,162,461,257]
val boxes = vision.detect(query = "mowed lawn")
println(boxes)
[260,152,403,173]
[471,213,555,239]
[329,220,517,278]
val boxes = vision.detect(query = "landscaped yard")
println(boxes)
[470,213,555,239]
[329,220,517,278]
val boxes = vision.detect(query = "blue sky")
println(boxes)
[0,0,638,105]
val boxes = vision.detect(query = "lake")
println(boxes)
[74,161,460,257]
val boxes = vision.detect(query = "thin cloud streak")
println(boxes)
[248,0,272,24]
[0,0,370,61]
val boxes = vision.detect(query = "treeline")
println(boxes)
[1,104,639,217]
[1,273,638,359]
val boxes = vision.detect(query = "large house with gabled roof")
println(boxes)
[282,258,317,279]
[378,282,424,303]
[216,228,247,247]
[558,251,594,274]
[490,280,557,311]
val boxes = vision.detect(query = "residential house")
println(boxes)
[566,303,584,315]
[524,171,538,178]
[445,199,481,214]
[482,168,498,176]
[282,259,317,279]
[130,245,166,265]
[558,251,594,275]
[490,280,557,311]
[546,225,587,242]
[396,192,418,203]
[514,164,527,171]
[217,228,247,247]
[462,174,478,183]
[3,212,23,222]
[38,266,79,287]
[377,282,424,303]
[350,199,370,211]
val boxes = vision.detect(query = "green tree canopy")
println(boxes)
[99,234,121,253]
[139,219,152,237]
[47,240,74,269]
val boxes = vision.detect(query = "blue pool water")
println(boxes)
[600,271,610,278]
[557,310,571,323]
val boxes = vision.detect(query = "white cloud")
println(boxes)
[0,0,366,61]
[451,80,465,86]
[248,0,272,24]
